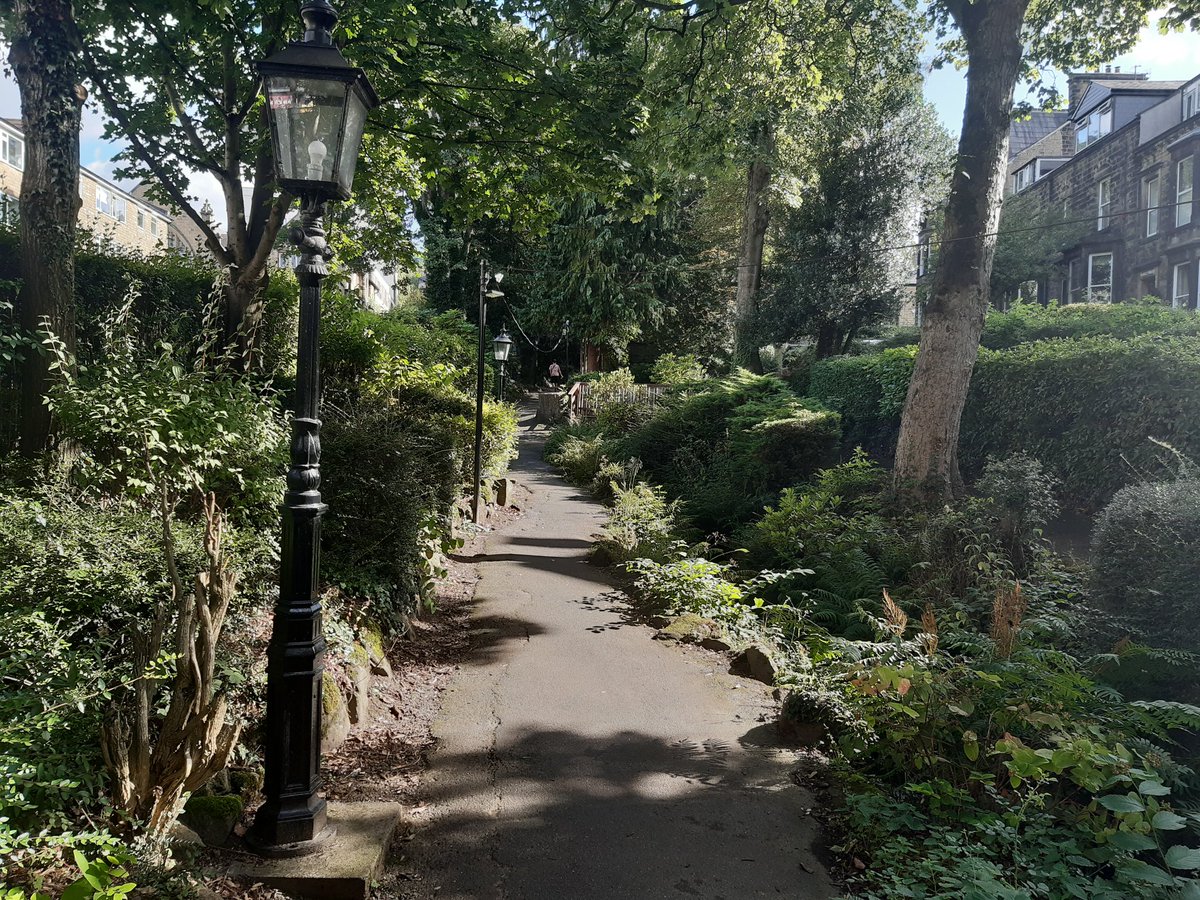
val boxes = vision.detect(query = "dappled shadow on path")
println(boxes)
[454,612,548,669]
[400,726,834,899]
[507,536,594,549]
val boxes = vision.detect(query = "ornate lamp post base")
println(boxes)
[245,824,337,859]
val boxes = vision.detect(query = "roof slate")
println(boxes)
[1009,111,1070,158]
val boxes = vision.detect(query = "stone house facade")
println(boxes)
[1002,71,1200,308]
[1,117,173,255]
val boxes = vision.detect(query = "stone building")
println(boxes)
[0,117,173,255]
[1001,69,1200,307]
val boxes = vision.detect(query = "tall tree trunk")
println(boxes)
[9,0,84,455]
[892,0,1029,504]
[814,321,840,359]
[734,119,774,371]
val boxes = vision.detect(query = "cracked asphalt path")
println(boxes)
[403,415,834,899]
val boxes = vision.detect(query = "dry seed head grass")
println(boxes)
[882,588,907,638]
[920,602,939,657]
[991,581,1027,660]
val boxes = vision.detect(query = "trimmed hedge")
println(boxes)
[807,347,915,455]
[0,228,296,374]
[810,334,1200,509]
[609,372,841,529]
[1091,479,1200,651]
[319,303,518,623]
[981,301,1200,350]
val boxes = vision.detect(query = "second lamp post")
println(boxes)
[472,265,505,522]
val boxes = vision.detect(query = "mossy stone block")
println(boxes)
[181,793,243,847]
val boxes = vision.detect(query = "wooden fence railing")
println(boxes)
[566,382,666,421]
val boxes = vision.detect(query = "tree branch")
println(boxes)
[83,49,232,266]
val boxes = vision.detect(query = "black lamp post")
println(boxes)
[248,0,378,857]
[493,326,513,400]
[472,265,504,523]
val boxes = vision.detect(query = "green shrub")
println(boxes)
[595,481,679,565]
[1092,478,1200,652]
[545,427,608,486]
[809,334,1200,509]
[628,555,746,620]
[321,291,476,396]
[963,335,1200,508]
[808,347,915,455]
[610,372,841,530]
[649,352,705,385]
[744,458,907,638]
[975,453,1060,578]
[0,229,297,381]
[322,360,517,624]
[981,299,1200,350]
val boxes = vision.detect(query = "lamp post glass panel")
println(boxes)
[248,0,378,856]
[493,327,513,400]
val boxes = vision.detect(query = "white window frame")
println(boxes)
[1173,262,1192,309]
[1178,157,1194,228]
[1097,178,1113,230]
[1145,175,1160,237]
[137,209,145,229]
[1185,83,1199,121]
[1076,102,1113,151]
[0,190,16,225]
[916,241,930,277]
[149,217,159,236]
[95,186,128,223]
[1,133,23,171]
[1087,252,1113,302]
[1013,163,1035,193]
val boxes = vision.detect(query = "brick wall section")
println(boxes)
[1008,125,1072,185]
[0,140,172,256]
[1011,115,1199,306]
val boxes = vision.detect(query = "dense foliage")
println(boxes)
[0,248,516,892]
[550,406,1200,896]
[319,295,518,623]
[1092,477,1200,654]
[550,372,841,530]
[809,306,1200,508]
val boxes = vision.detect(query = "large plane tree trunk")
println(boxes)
[892,0,1029,504]
[9,0,84,455]
[734,119,774,370]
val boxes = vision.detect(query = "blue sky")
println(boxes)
[923,13,1200,134]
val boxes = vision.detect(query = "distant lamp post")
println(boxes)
[473,266,504,522]
[493,326,513,401]
[248,0,378,857]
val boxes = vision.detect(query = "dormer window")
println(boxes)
[1013,162,1035,193]
[1076,102,1113,151]
[1185,83,1199,121]
[1,133,23,171]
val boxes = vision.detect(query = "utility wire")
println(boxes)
[485,200,1192,277]
[501,296,568,354]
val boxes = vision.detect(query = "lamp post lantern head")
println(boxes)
[259,0,380,201]
[492,327,514,363]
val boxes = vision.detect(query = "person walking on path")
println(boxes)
[547,360,563,387]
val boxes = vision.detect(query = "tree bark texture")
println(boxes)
[734,120,774,370]
[9,0,84,455]
[101,495,241,837]
[892,0,1030,503]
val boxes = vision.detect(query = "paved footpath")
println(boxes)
[405,414,835,899]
